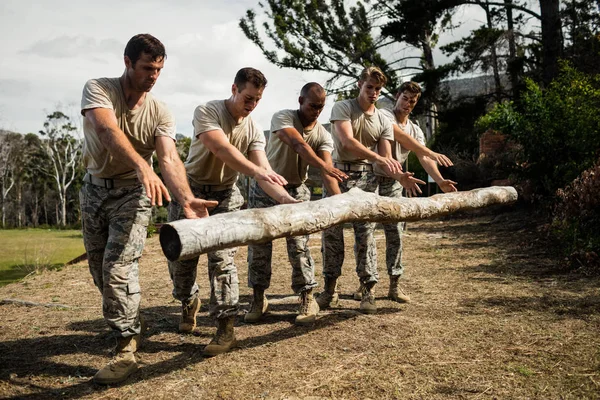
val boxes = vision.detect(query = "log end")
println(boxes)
[159,224,182,262]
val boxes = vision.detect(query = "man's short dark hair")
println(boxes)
[234,68,268,91]
[124,34,166,66]
[300,82,325,98]
[398,81,422,98]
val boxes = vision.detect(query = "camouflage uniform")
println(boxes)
[247,180,317,293]
[377,176,404,277]
[80,182,150,337]
[168,183,245,319]
[322,170,380,284]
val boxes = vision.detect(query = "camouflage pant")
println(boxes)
[377,176,404,277]
[168,183,244,319]
[322,171,380,284]
[247,181,317,294]
[80,183,151,338]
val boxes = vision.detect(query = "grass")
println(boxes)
[0,229,85,287]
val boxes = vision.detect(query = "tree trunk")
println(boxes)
[16,182,22,228]
[540,0,562,86]
[485,1,503,100]
[504,0,519,99]
[160,186,518,261]
[422,32,438,141]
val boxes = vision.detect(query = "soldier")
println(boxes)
[80,34,217,384]
[168,67,298,357]
[245,82,348,326]
[316,66,423,314]
[364,81,458,303]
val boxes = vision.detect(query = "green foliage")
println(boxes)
[553,159,600,273]
[0,229,85,286]
[240,0,398,95]
[477,63,600,197]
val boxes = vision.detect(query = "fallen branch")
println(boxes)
[160,186,518,261]
[1,298,73,309]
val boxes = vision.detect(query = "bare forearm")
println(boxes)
[418,155,444,184]
[343,138,379,162]
[159,158,193,205]
[97,127,148,172]
[256,179,291,204]
[213,144,260,177]
[322,174,341,196]
[294,142,329,169]
[393,125,431,157]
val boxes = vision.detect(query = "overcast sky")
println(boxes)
[0,0,490,137]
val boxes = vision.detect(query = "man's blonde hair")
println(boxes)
[359,66,387,86]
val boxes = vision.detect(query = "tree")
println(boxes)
[240,0,398,96]
[38,111,82,227]
[0,132,22,228]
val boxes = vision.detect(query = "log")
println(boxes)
[160,186,518,261]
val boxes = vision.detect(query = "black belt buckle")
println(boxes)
[104,178,114,189]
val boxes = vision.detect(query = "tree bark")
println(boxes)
[540,0,562,86]
[160,186,518,261]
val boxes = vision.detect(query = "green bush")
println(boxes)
[476,63,600,197]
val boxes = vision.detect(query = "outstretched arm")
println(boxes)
[417,154,458,193]
[199,129,287,186]
[391,124,453,167]
[276,127,347,183]
[155,136,218,218]
[248,150,299,204]
[335,120,402,174]
[318,150,342,196]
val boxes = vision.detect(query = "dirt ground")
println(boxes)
[1,207,599,400]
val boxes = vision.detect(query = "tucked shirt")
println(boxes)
[185,100,266,186]
[329,98,394,165]
[266,109,334,184]
[80,77,176,179]
[380,108,426,164]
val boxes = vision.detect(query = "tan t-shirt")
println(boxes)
[266,109,334,184]
[380,108,426,164]
[329,98,394,165]
[81,77,176,179]
[185,100,266,186]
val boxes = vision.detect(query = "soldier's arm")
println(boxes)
[335,120,401,174]
[84,107,169,206]
[391,123,453,167]
[199,129,286,186]
[318,150,342,196]
[248,150,299,204]
[416,153,458,193]
[276,127,347,183]
[155,136,217,218]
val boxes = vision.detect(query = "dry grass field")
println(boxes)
[1,207,599,399]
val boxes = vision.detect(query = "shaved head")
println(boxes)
[300,82,325,98]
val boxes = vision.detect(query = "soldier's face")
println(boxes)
[231,83,264,117]
[125,52,164,92]
[299,91,326,123]
[395,91,420,115]
[358,78,383,104]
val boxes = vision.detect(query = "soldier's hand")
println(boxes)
[182,198,218,219]
[136,164,170,206]
[376,156,403,176]
[254,168,288,186]
[399,172,425,197]
[427,150,453,167]
[279,193,302,204]
[438,179,458,193]
[321,165,348,183]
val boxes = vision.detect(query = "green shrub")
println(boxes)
[477,63,600,197]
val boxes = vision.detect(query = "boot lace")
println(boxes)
[299,292,310,314]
